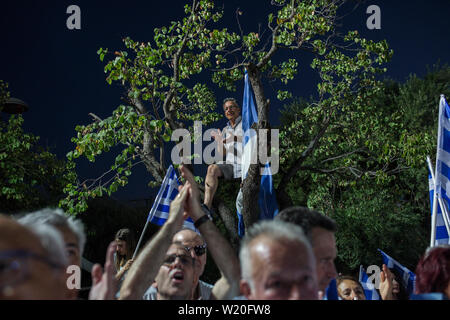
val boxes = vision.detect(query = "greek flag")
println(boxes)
[237,71,279,237]
[428,173,450,245]
[241,71,259,180]
[431,95,450,245]
[147,165,197,232]
[358,265,380,300]
[378,249,415,296]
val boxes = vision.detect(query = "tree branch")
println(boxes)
[88,113,103,123]
[278,116,331,193]
[162,0,199,130]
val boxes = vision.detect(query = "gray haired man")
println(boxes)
[275,206,338,298]
[203,98,242,212]
[17,208,87,299]
[239,220,319,300]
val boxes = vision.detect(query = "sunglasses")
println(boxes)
[184,244,207,256]
[163,254,194,266]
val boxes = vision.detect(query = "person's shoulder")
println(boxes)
[199,280,214,289]
[142,285,158,300]
[199,280,214,300]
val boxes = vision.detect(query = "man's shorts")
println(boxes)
[216,163,235,180]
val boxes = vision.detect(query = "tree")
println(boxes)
[61,0,392,245]
[0,81,74,212]
[279,64,450,273]
[60,0,242,245]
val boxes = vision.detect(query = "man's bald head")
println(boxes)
[173,228,207,277]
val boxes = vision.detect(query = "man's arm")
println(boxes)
[197,219,241,299]
[119,185,189,300]
[181,166,241,300]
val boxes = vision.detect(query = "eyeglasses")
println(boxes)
[163,254,194,266]
[0,250,64,290]
[184,244,207,257]
[224,105,238,111]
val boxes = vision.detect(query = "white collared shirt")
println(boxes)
[220,116,243,179]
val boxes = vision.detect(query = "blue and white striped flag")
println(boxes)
[428,173,450,245]
[358,265,380,300]
[237,71,279,237]
[147,165,197,232]
[241,72,259,180]
[432,95,450,245]
[378,249,415,296]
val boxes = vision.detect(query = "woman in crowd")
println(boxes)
[336,275,366,300]
[414,245,450,298]
[114,228,136,281]
[379,264,409,300]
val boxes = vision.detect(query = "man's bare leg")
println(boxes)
[204,164,223,209]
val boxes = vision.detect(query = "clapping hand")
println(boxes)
[179,165,204,221]
[211,129,223,142]
[379,264,395,300]
[167,183,190,229]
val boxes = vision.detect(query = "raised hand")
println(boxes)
[179,165,203,221]
[167,183,190,228]
[211,129,223,142]
[379,264,395,300]
[89,241,118,300]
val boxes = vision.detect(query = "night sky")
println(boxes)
[1,0,450,203]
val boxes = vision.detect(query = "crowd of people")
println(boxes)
[1,97,449,300]
[0,163,449,300]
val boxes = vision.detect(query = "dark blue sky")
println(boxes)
[1,0,450,203]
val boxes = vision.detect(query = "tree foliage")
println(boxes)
[61,0,392,244]
[0,81,73,212]
[280,64,450,273]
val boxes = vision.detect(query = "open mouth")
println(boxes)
[171,270,185,283]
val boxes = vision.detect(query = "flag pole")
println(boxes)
[133,196,163,259]
[132,166,173,259]
[132,214,152,259]
[428,156,439,247]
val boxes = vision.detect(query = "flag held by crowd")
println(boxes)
[428,172,450,245]
[378,249,415,296]
[147,165,197,232]
[358,265,380,300]
[430,95,450,246]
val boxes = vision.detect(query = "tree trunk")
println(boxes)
[240,65,271,234]
[215,198,240,251]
